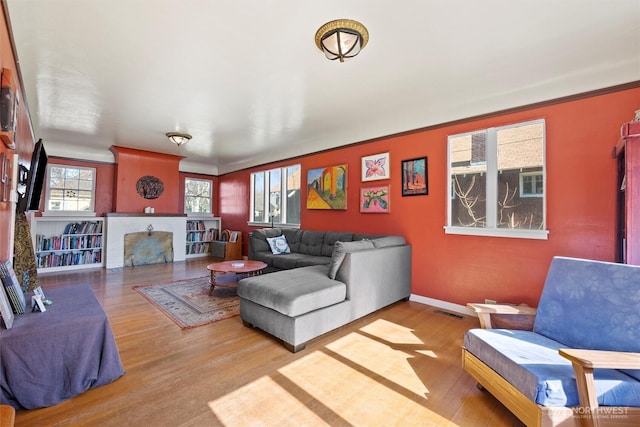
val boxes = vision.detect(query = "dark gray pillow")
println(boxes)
[328,240,375,279]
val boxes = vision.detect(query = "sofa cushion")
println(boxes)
[296,256,331,268]
[281,229,302,253]
[371,236,406,248]
[328,239,375,280]
[321,232,354,256]
[465,328,640,407]
[533,257,640,353]
[266,235,291,254]
[271,253,305,270]
[237,265,346,317]
[297,230,325,256]
[250,228,283,253]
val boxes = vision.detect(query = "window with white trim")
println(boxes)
[446,119,548,239]
[520,172,543,197]
[250,164,301,226]
[45,165,96,214]
[185,178,213,214]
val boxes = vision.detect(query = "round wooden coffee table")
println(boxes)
[206,260,267,295]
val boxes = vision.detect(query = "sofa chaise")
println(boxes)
[238,228,411,352]
[463,256,640,427]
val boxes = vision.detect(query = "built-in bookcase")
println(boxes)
[185,216,221,258]
[30,216,105,272]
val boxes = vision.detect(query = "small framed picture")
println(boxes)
[0,260,26,314]
[361,152,390,182]
[229,231,238,243]
[32,294,46,312]
[401,157,428,196]
[360,185,390,213]
[33,286,46,300]
[0,282,14,329]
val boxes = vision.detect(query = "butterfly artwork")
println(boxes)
[360,185,390,213]
[361,152,390,181]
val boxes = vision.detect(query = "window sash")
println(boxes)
[184,178,212,214]
[45,165,96,214]
[446,119,548,239]
[250,164,300,226]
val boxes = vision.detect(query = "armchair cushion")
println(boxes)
[465,328,640,407]
[533,257,640,353]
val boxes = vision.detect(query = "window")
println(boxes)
[446,119,548,239]
[250,164,301,226]
[520,172,543,197]
[185,178,213,214]
[45,165,96,214]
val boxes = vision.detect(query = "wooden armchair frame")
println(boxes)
[463,304,640,427]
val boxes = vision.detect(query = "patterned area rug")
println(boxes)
[134,275,239,329]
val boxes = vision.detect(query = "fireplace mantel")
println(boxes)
[105,214,187,268]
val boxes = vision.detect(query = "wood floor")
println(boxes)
[14,257,523,427]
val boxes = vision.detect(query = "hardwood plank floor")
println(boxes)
[13,257,523,426]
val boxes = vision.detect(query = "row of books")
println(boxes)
[35,250,102,269]
[186,220,209,231]
[35,234,102,252]
[186,228,218,242]
[185,242,211,255]
[62,221,103,235]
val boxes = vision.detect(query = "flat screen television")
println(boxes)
[18,138,47,213]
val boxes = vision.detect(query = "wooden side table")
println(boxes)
[206,260,267,295]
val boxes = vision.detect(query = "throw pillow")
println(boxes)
[266,235,291,255]
[328,239,375,280]
[370,236,406,248]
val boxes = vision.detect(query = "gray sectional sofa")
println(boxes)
[238,228,412,352]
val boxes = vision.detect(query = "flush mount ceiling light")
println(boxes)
[165,131,192,147]
[315,19,369,62]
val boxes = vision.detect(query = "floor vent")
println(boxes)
[434,309,464,319]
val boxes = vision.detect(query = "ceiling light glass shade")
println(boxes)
[315,19,369,62]
[165,132,192,146]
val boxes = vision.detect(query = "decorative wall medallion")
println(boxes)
[136,175,164,199]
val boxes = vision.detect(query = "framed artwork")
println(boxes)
[0,281,14,329]
[0,260,26,314]
[361,152,390,182]
[306,164,348,210]
[360,185,390,213]
[401,157,428,196]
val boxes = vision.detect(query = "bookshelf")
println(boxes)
[185,216,221,258]
[30,216,105,272]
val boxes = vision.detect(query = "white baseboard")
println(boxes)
[409,294,476,317]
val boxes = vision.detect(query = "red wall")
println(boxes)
[1,4,35,261]
[178,171,220,215]
[219,88,640,307]
[33,158,115,216]
[110,146,183,214]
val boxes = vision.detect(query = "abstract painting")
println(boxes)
[306,164,348,209]
[401,157,428,196]
[361,152,390,182]
[360,185,390,213]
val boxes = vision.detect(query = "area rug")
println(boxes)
[133,276,239,329]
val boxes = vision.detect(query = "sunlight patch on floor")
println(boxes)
[208,375,328,426]
[208,319,454,425]
[359,318,424,345]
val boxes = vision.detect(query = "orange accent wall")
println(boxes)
[1,4,35,261]
[110,146,184,214]
[37,158,115,216]
[219,88,640,307]
[178,171,219,216]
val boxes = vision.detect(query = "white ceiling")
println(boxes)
[6,0,640,175]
